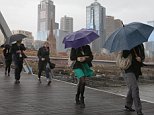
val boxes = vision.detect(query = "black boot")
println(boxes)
[80,96,85,108]
[75,94,80,105]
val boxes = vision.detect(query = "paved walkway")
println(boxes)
[0,68,154,115]
[99,84,154,104]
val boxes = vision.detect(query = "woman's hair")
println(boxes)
[44,41,49,46]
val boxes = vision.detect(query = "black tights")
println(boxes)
[5,66,10,74]
[76,77,86,98]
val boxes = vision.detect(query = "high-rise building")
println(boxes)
[37,0,55,41]
[106,16,115,38]
[106,16,123,38]
[60,15,73,33]
[86,1,106,53]
[114,19,123,30]
[54,29,69,52]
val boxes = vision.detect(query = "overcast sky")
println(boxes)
[0,0,154,40]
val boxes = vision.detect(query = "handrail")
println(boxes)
[26,56,154,67]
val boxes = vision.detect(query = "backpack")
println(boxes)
[116,52,132,70]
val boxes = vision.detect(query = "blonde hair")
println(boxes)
[44,41,49,45]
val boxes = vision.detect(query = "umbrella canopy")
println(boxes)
[103,22,154,53]
[9,34,27,43]
[63,28,99,48]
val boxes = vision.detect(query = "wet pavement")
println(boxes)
[99,84,154,104]
[0,67,154,115]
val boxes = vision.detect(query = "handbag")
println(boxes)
[116,52,132,70]
[49,61,56,69]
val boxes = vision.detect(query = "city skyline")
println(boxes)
[0,0,154,40]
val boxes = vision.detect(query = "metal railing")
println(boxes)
[27,56,154,67]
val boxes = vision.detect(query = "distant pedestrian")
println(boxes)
[11,40,26,84]
[70,44,94,108]
[122,44,145,115]
[3,44,12,76]
[37,41,53,85]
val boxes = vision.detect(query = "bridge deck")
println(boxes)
[0,67,154,115]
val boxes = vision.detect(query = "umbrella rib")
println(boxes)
[110,27,127,51]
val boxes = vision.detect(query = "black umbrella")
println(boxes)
[103,22,154,53]
[9,34,27,43]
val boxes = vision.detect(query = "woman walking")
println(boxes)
[3,44,12,76]
[70,44,94,108]
[37,41,52,85]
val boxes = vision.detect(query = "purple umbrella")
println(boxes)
[63,28,99,48]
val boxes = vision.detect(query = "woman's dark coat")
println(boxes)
[122,44,145,80]
[11,43,26,61]
[70,45,93,69]
[37,46,50,70]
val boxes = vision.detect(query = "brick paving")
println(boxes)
[0,68,154,115]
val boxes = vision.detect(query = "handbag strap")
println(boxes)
[133,49,138,57]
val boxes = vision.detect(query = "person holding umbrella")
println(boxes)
[102,22,153,115]
[63,28,99,108]
[11,39,26,84]
[70,45,94,108]
[3,44,12,76]
[122,44,145,115]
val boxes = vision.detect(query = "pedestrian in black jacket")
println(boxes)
[11,40,26,84]
[122,44,145,115]
[3,44,12,76]
[70,45,94,108]
[37,41,52,85]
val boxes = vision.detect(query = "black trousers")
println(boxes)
[5,59,12,74]
[38,61,46,78]
[14,60,23,80]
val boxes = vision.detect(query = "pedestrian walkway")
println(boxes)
[0,67,154,115]
[99,84,154,104]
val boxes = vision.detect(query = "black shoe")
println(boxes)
[125,106,135,112]
[15,80,20,84]
[80,103,85,108]
[47,80,51,85]
[8,73,10,76]
[137,111,144,115]
[38,78,41,83]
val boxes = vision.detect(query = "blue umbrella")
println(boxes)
[103,22,154,53]
[63,28,99,48]
[9,34,27,43]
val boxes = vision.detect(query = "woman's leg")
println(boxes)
[8,66,10,76]
[7,60,12,76]
[5,60,7,75]
[45,67,51,85]
[75,77,86,106]
[79,77,86,108]
[75,79,81,104]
